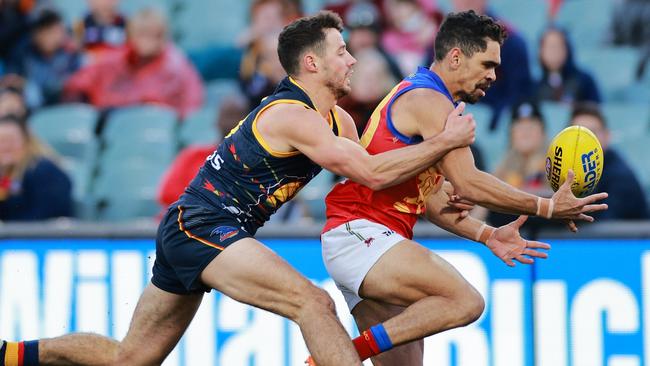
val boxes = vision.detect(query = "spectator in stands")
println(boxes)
[609,0,650,81]
[186,0,299,82]
[239,31,286,108]
[533,26,601,105]
[238,0,302,108]
[73,0,127,63]
[487,101,554,227]
[450,0,533,130]
[0,86,28,121]
[0,115,72,221]
[381,0,440,75]
[238,0,302,47]
[7,8,81,108]
[339,49,399,136]
[157,93,248,209]
[570,102,648,220]
[344,1,402,82]
[0,0,34,65]
[64,8,203,118]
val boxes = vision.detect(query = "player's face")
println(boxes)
[457,39,500,104]
[320,28,357,99]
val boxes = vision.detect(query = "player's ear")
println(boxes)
[449,48,462,69]
[303,53,318,73]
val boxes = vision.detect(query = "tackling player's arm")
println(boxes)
[270,103,474,191]
[400,89,607,221]
[423,188,550,267]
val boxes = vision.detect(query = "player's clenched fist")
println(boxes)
[443,102,476,147]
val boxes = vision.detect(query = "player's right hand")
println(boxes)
[550,170,609,221]
[444,102,475,148]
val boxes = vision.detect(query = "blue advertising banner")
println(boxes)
[0,237,646,366]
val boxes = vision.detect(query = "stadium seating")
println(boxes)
[575,46,640,101]
[91,106,179,221]
[204,79,242,107]
[101,105,178,161]
[29,103,99,217]
[615,81,650,104]
[466,103,494,137]
[615,135,650,199]
[179,105,221,148]
[30,103,98,160]
[171,0,249,49]
[92,156,168,221]
[601,102,650,143]
[491,0,547,47]
[554,0,614,47]
[540,101,572,137]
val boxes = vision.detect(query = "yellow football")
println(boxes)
[545,126,604,197]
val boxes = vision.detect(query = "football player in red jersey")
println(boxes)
[313,10,609,366]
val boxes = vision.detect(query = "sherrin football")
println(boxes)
[545,126,604,197]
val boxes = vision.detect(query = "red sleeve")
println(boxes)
[63,63,99,101]
[157,145,214,207]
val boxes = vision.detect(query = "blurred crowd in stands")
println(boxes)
[0,0,648,228]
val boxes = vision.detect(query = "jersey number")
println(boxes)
[208,151,225,170]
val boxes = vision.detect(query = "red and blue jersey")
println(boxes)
[323,67,455,239]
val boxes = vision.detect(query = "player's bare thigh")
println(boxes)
[352,299,424,366]
[114,284,203,365]
[199,237,328,320]
[358,239,477,307]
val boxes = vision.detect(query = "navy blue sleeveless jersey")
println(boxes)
[182,77,341,234]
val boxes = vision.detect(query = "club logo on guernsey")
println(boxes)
[210,226,240,242]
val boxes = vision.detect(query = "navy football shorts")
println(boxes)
[152,201,253,294]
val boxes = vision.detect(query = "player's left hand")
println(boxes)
[486,215,551,267]
[443,181,475,217]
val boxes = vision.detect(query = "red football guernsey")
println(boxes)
[323,67,455,239]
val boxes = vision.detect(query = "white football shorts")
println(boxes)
[321,219,406,311]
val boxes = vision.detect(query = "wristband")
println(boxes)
[536,197,554,219]
[475,223,495,244]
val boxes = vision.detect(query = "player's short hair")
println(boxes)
[278,10,344,76]
[434,10,507,61]
[570,102,608,129]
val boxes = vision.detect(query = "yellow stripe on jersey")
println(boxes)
[252,99,311,158]
[4,342,19,366]
[288,77,321,114]
[331,108,342,136]
[360,83,403,148]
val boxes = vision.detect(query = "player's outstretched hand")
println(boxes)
[443,102,476,148]
[486,215,551,267]
[551,170,608,221]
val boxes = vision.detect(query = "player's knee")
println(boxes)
[294,285,336,321]
[306,286,336,313]
[457,288,485,325]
